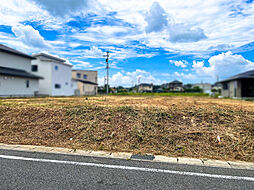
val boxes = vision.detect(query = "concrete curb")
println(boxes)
[0,143,253,170]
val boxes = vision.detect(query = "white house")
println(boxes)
[194,83,212,94]
[31,53,74,96]
[0,44,42,97]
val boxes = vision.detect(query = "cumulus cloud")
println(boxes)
[144,1,207,43]
[170,60,188,68]
[82,46,103,58]
[145,2,168,33]
[99,69,164,87]
[174,72,195,80]
[30,0,93,17]
[169,52,254,83]
[11,25,52,49]
[168,24,207,43]
[192,51,254,80]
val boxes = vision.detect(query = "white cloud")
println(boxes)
[11,24,52,49]
[99,69,164,87]
[144,1,207,43]
[29,0,99,17]
[1,0,254,59]
[205,51,254,79]
[168,51,254,83]
[109,48,157,59]
[82,46,103,58]
[145,2,168,33]
[170,60,188,68]
[97,0,254,55]
[72,60,93,69]
[168,23,207,43]
[174,72,195,80]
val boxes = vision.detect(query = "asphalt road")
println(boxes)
[0,149,253,190]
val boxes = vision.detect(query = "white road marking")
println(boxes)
[0,154,254,182]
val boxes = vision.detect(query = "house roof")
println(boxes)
[72,69,97,72]
[73,79,98,85]
[218,70,254,83]
[33,53,72,67]
[139,83,153,87]
[33,53,66,62]
[0,66,43,79]
[0,44,35,60]
[169,80,182,84]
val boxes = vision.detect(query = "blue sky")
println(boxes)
[1,0,254,87]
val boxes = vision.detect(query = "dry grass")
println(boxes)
[0,96,253,162]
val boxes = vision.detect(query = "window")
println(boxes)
[83,74,87,79]
[31,65,38,72]
[223,83,228,90]
[26,80,29,88]
[55,65,58,70]
[55,84,61,89]
[77,73,81,78]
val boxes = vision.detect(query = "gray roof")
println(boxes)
[218,70,254,83]
[74,79,98,85]
[72,69,97,72]
[33,53,67,63]
[0,44,35,59]
[139,83,153,87]
[0,66,43,79]
[169,80,182,84]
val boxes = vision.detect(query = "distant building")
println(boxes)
[168,80,184,92]
[0,44,42,97]
[138,83,153,92]
[193,83,212,94]
[218,70,254,98]
[32,53,74,96]
[72,70,98,96]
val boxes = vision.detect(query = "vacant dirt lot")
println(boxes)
[0,96,253,162]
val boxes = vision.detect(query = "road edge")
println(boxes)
[0,143,253,170]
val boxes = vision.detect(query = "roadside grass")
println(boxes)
[110,92,209,97]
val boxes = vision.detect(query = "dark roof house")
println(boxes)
[218,70,254,98]
[0,44,35,59]
[0,66,43,79]
[0,44,42,97]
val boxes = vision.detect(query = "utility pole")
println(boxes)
[104,51,110,94]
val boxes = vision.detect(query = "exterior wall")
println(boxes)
[72,70,98,96]
[32,58,74,96]
[0,51,32,72]
[83,83,97,95]
[72,70,98,83]
[221,80,241,98]
[194,83,212,93]
[71,80,80,95]
[51,62,74,96]
[31,59,52,95]
[77,82,97,96]
[0,75,39,96]
[138,86,153,92]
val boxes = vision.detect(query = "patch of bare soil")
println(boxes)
[0,96,253,162]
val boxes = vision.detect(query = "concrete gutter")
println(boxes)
[0,143,253,170]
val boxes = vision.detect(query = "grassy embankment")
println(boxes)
[0,96,253,162]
